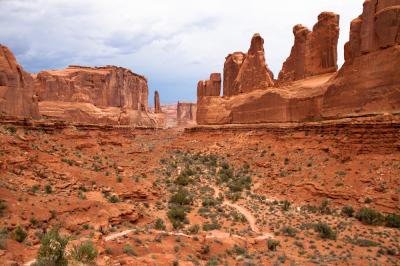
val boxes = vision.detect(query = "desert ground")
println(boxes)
[0,117,399,266]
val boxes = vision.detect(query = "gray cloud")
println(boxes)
[0,0,364,104]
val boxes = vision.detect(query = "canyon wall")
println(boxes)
[0,44,39,118]
[196,2,400,125]
[278,12,340,83]
[177,102,197,126]
[34,65,164,127]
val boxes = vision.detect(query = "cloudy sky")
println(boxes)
[0,0,364,105]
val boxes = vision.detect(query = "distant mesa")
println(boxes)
[196,0,400,125]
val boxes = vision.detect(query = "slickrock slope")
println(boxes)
[0,44,39,118]
[177,102,197,126]
[35,65,162,127]
[322,0,400,117]
[278,12,340,83]
[197,1,400,125]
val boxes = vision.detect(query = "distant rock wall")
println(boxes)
[197,73,221,97]
[0,44,39,118]
[278,12,340,83]
[177,102,197,126]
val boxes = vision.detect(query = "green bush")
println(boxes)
[123,244,137,256]
[342,206,355,217]
[187,224,200,234]
[169,188,192,206]
[13,226,27,243]
[34,228,69,266]
[385,213,400,229]
[174,174,191,186]
[281,226,297,237]
[108,195,120,203]
[154,218,166,230]
[167,207,187,229]
[45,184,52,194]
[314,223,336,240]
[202,221,221,231]
[267,239,280,251]
[70,241,98,263]
[282,200,291,211]
[356,208,385,225]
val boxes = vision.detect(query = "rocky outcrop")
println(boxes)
[223,34,274,97]
[0,44,39,118]
[177,102,197,126]
[34,65,163,126]
[322,0,400,117]
[154,90,161,113]
[197,1,400,125]
[278,12,340,83]
[197,73,221,97]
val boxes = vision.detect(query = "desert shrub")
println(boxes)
[154,218,166,230]
[0,230,7,250]
[314,223,336,240]
[187,224,200,234]
[0,200,6,216]
[169,188,192,206]
[202,221,221,231]
[108,195,120,203]
[281,226,297,237]
[202,197,218,207]
[45,184,52,194]
[385,213,400,229]
[282,200,291,211]
[267,239,280,251]
[200,244,210,254]
[34,228,69,266]
[319,198,331,214]
[342,206,355,217]
[123,244,137,256]
[231,244,246,255]
[70,241,97,263]
[13,225,27,243]
[356,208,385,225]
[167,207,187,229]
[174,174,191,186]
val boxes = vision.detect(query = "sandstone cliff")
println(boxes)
[223,34,274,97]
[197,73,221,97]
[278,12,340,83]
[197,2,400,125]
[35,65,163,127]
[0,44,39,118]
[177,102,197,126]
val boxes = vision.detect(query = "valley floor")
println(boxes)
[0,122,399,265]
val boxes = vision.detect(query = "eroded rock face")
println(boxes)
[226,34,274,96]
[278,12,340,83]
[323,0,400,117]
[177,102,197,126]
[154,90,161,113]
[197,73,221,97]
[35,65,162,126]
[36,65,148,111]
[0,44,39,118]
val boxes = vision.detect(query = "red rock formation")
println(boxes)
[223,52,245,97]
[154,90,161,113]
[177,102,197,126]
[197,73,221,97]
[227,34,274,96]
[34,65,164,126]
[322,0,400,117]
[36,65,148,111]
[0,44,39,118]
[278,12,340,83]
